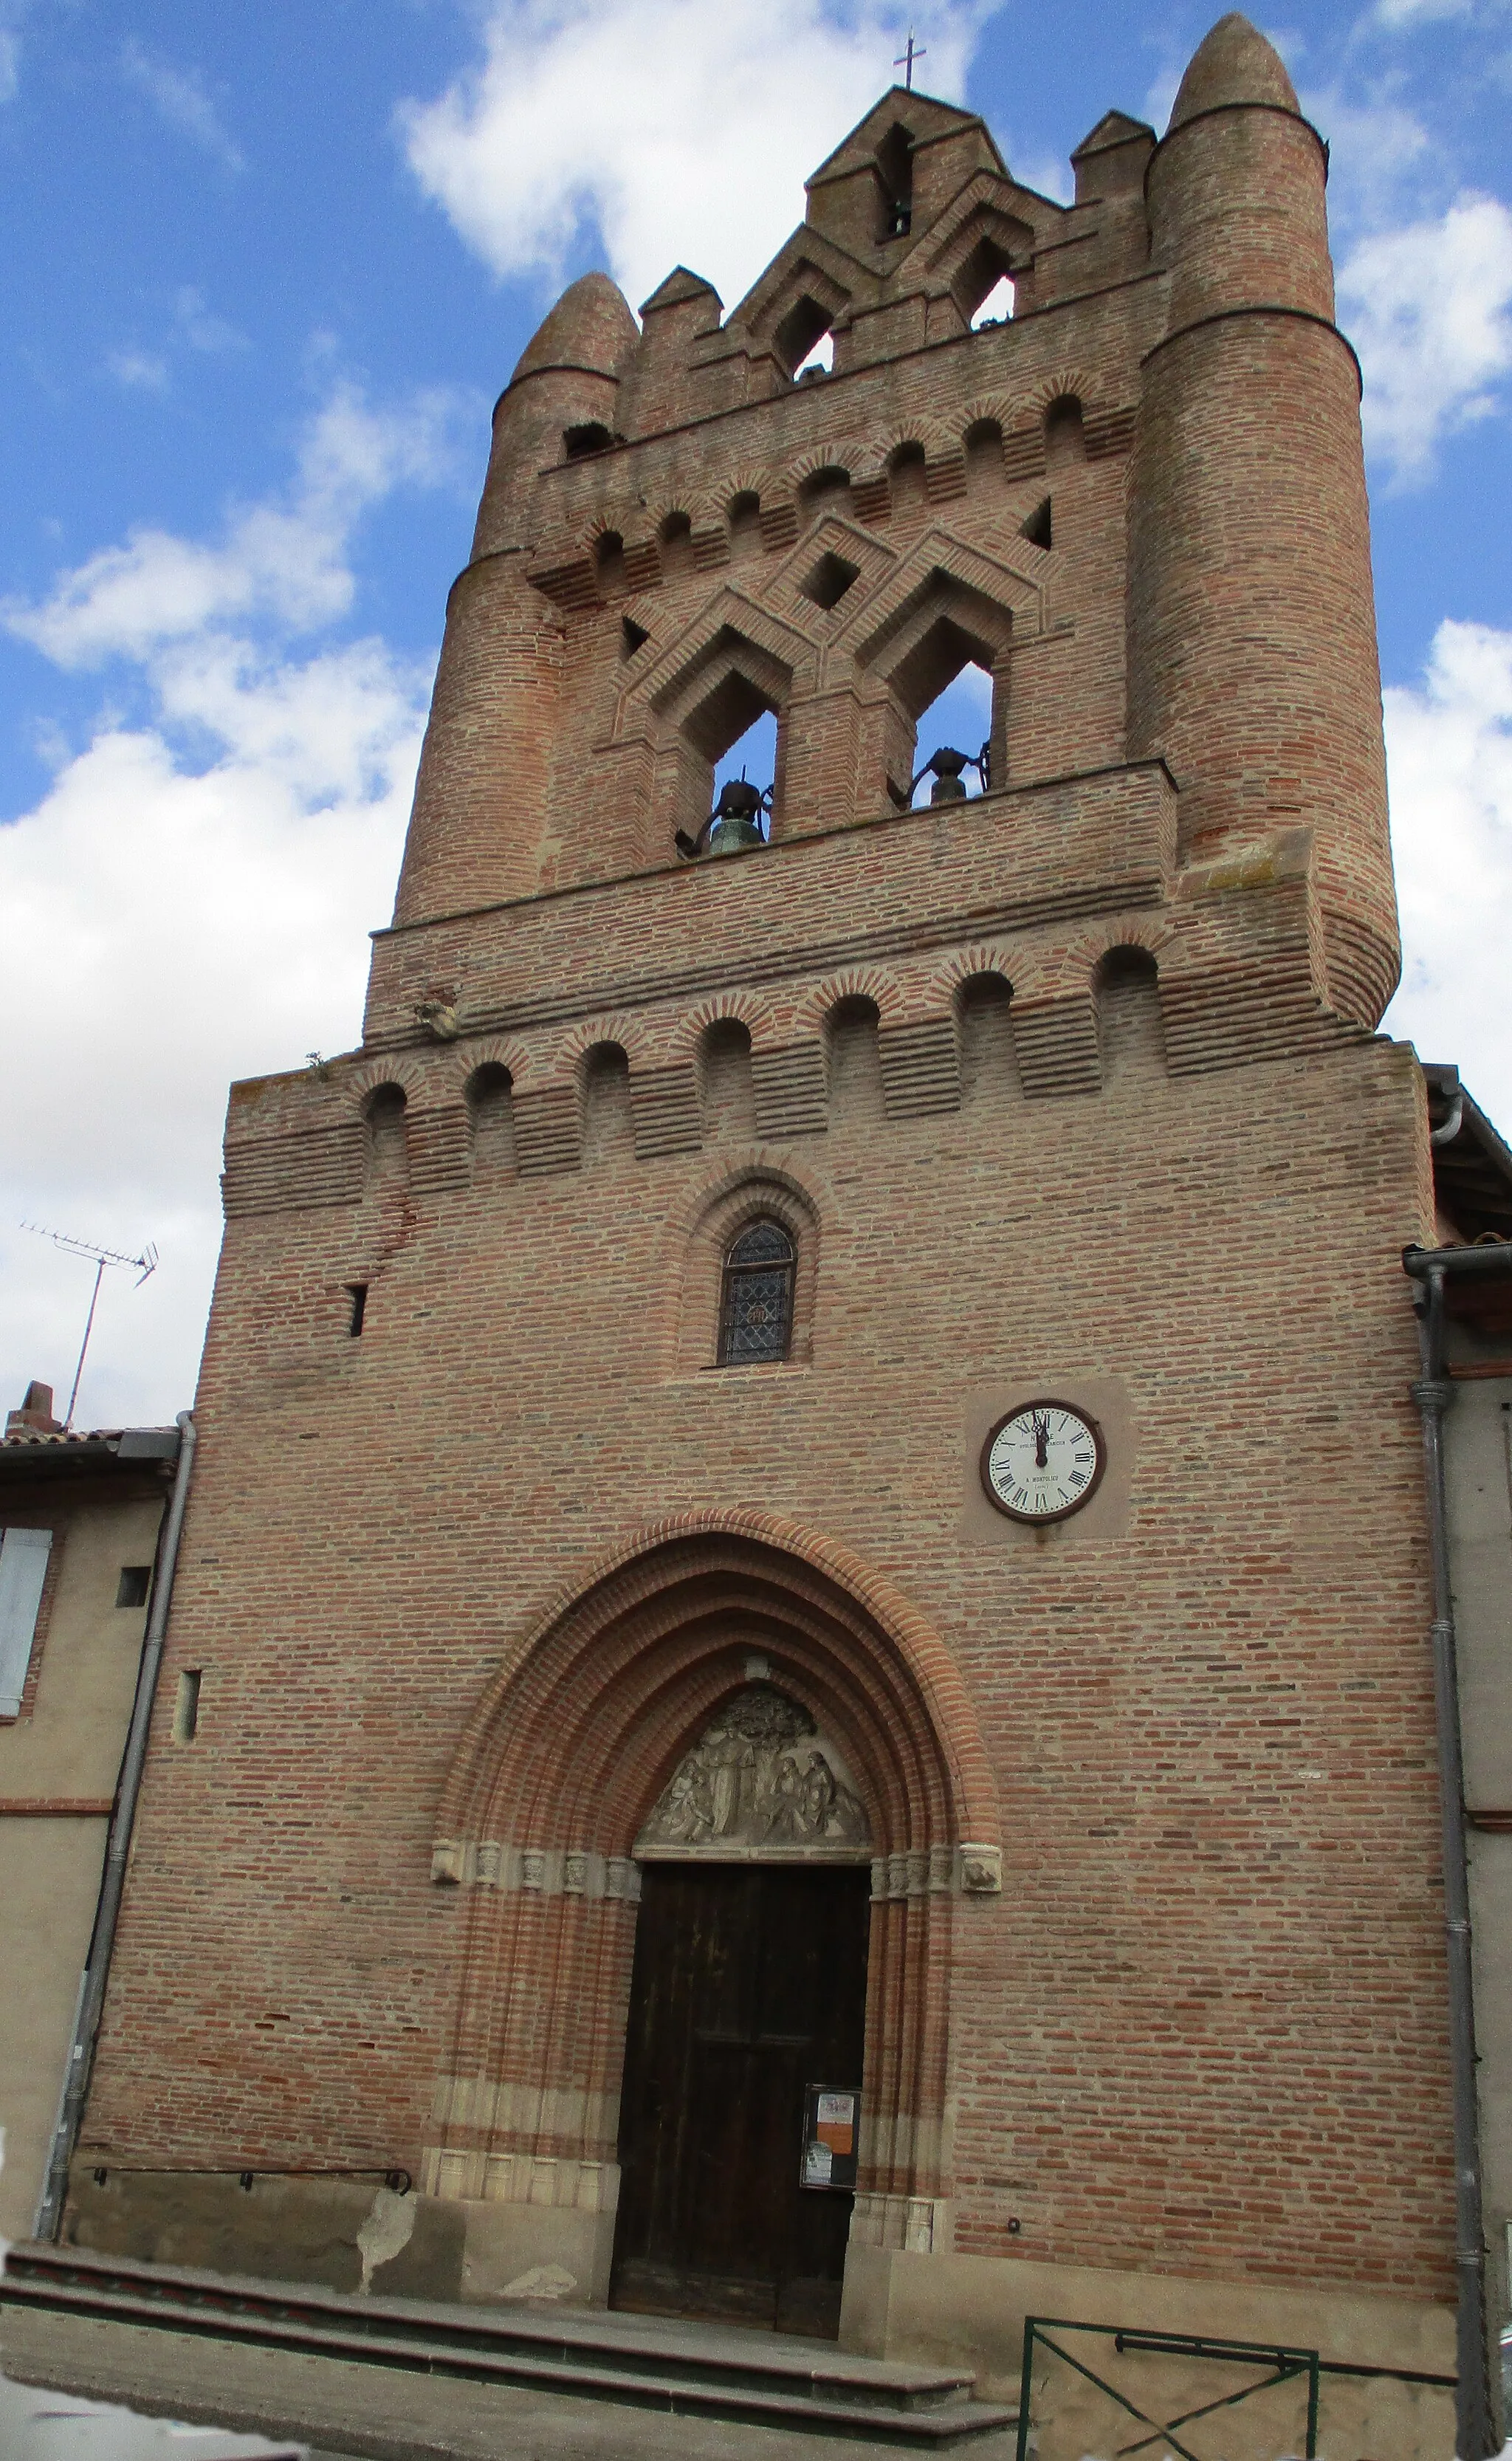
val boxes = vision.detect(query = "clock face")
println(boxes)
[980,1401,1106,1523]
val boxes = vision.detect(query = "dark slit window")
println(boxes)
[718,1220,795,1367]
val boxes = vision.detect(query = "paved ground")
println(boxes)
[0,2306,1021,2461]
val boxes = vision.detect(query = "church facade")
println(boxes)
[66,12,1468,2438]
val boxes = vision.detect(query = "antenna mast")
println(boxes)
[19,1226,159,1429]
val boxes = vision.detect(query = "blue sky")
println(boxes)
[4,0,1512,1424]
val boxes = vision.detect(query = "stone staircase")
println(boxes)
[1,2242,1018,2448]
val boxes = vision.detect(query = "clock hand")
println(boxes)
[1032,1410,1049,1469]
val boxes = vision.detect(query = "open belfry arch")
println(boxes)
[66,16,1477,2449]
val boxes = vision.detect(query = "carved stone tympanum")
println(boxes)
[636,1686,870,1860]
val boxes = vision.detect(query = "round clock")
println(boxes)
[980,1400,1106,1523]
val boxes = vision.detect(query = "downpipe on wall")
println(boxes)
[1406,1251,1498,2460]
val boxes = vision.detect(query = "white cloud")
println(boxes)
[399,0,984,315]
[175,286,249,357]
[1339,193,1512,484]
[1383,619,1512,1131]
[107,346,171,394]
[7,385,466,665]
[0,383,475,1428]
[120,37,244,172]
[0,0,38,103]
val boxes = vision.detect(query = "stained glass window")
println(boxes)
[718,1220,795,1366]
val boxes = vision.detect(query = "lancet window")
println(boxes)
[718,1221,796,1367]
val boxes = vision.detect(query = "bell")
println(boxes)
[925,747,970,806]
[705,778,769,857]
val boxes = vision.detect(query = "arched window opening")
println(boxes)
[774,295,835,382]
[595,530,627,596]
[728,491,763,563]
[700,1018,756,1142]
[824,995,884,1129]
[964,419,1004,495]
[876,123,914,240]
[659,512,694,578]
[909,661,994,806]
[798,464,850,526]
[793,330,834,381]
[1096,947,1164,1082]
[956,974,1016,1102]
[1045,395,1085,469]
[887,442,928,518]
[582,1043,634,1164]
[718,1220,796,1366]
[563,422,615,460]
[466,1063,515,1174]
[363,1084,408,1187]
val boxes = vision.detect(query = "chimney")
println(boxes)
[6,1380,64,1436]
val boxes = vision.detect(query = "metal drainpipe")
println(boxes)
[1410,1271,1496,2460]
[33,1410,197,2242]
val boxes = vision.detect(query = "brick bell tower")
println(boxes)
[70,18,1464,2440]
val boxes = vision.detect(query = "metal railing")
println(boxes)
[1015,2314,1457,2461]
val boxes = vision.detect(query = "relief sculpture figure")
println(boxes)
[638,1686,870,1854]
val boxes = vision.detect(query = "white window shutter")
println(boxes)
[0,1527,52,1715]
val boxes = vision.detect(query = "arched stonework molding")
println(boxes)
[560,1013,651,1075]
[929,941,1020,1011]
[1053,913,1181,994]
[1025,366,1098,419]
[676,1164,822,1370]
[958,393,1017,447]
[346,1054,426,1114]
[720,466,775,522]
[425,1513,1001,2225]
[797,965,903,1030]
[447,1036,529,1097]
[672,989,770,1056]
[875,419,958,471]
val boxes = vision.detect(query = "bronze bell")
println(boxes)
[706,778,768,857]
[925,747,971,806]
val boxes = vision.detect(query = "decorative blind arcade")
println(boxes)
[718,1221,795,1366]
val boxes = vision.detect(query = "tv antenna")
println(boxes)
[19,1225,158,1430]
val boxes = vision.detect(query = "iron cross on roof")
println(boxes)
[894,28,926,89]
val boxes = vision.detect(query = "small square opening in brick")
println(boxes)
[800,550,859,611]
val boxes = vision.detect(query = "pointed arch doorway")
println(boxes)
[425,1517,1001,2334]
[611,1686,873,2334]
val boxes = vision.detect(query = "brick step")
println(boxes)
[2,2245,1017,2448]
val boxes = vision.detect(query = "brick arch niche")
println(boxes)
[425,1515,1001,2291]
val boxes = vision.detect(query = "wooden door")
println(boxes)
[611,1861,870,2336]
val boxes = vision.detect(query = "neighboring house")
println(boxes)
[1407,1077,1512,2417]
[0,1384,186,2243]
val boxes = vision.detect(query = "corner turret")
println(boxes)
[1127,13,1398,1025]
